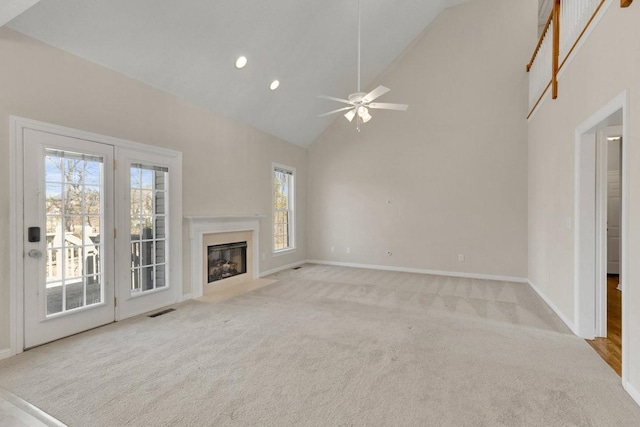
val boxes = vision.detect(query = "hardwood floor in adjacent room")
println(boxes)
[586,275,622,376]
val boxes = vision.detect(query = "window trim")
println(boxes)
[272,163,296,254]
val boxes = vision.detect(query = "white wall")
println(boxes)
[307,0,534,279]
[0,27,307,351]
[528,0,640,399]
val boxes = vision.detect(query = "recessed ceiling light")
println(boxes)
[270,80,280,91]
[235,56,247,69]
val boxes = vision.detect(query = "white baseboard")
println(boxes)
[0,348,12,360]
[305,259,528,284]
[623,380,640,407]
[528,279,576,334]
[259,260,307,278]
[181,293,192,302]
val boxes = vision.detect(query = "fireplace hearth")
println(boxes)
[207,241,247,283]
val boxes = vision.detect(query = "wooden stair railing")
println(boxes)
[526,0,633,118]
[552,0,560,100]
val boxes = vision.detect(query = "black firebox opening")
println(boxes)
[207,241,247,283]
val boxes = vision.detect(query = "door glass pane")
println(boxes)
[141,217,154,239]
[46,283,63,315]
[84,185,101,214]
[140,190,153,215]
[140,266,153,291]
[131,267,140,293]
[154,170,165,191]
[155,265,166,288]
[130,164,169,294]
[64,184,83,215]
[45,149,104,316]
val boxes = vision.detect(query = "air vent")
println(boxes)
[148,308,176,318]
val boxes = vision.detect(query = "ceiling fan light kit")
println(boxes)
[318,0,408,131]
[235,56,248,69]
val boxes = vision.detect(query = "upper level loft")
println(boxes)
[527,0,633,119]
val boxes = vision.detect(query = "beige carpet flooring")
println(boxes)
[0,264,639,426]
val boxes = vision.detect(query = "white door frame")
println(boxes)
[574,90,629,384]
[9,116,183,356]
[595,125,622,337]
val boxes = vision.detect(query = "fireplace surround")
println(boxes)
[186,215,264,298]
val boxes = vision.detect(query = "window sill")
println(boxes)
[273,248,296,257]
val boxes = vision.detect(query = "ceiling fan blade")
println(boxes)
[317,106,355,118]
[362,85,390,103]
[318,95,353,105]
[368,102,409,111]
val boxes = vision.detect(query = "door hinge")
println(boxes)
[114,228,117,239]
[113,159,117,170]
[114,296,117,307]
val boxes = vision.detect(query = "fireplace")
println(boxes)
[186,215,263,298]
[207,241,247,283]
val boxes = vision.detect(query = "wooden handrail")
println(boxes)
[526,80,553,120]
[526,9,554,72]
[621,0,633,7]
[551,0,560,99]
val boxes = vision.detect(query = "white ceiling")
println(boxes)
[0,0,41,26]
[6,0,469,147]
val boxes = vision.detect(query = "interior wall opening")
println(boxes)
[587,124,623,376]
[575,102,626,379]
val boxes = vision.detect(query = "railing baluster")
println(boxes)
[527,0,610,117]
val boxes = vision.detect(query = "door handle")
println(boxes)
[28,249,42,259]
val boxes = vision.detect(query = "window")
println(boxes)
[130,163,169,293]
[273,164,295,252]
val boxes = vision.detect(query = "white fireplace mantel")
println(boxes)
[185,215,265,298]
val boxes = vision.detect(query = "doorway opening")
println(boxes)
[574,92,628,383]
[587,274,622,375]
[586,127,622,375]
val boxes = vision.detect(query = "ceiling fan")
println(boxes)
[318,0,408,131]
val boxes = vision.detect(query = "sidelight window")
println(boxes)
[130,164,169,293]
[273,164,295,252]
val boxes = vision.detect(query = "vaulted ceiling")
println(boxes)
[6,0,470,147]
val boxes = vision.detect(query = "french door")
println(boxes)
[18,120,181,350]
[23,129,115,348]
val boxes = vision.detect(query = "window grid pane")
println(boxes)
[44,150,105,316]
[273,168,294,251]
[130,164,169,294]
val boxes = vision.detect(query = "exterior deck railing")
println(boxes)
[46,232,100,284]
